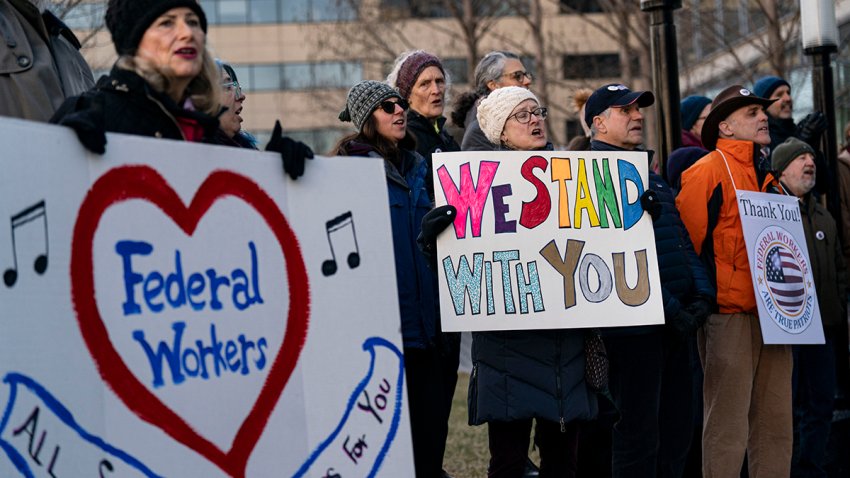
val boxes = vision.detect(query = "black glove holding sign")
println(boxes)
[59,94,107,154]
[640,189,661,221]
[266,120,314,180]
[417,205,457,272]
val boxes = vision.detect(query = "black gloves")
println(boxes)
[417,205,457,272]
[796,112,827,147]
[266,120,313,180]
[670,297,713,338]
[640,189,661,221]
[60,110,106,154]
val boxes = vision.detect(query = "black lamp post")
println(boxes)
[801,0,839,221]
[640,0,682,181]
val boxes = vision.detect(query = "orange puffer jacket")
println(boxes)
[676,138,778,314]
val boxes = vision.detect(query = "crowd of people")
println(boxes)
[2,0,850,477]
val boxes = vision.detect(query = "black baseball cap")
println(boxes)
[584,83,655,128]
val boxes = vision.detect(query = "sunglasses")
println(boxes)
[503,70,534,83]
[379,98,409,114]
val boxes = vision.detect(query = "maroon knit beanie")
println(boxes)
[394,51,445,100]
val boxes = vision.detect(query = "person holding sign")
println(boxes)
[51,0,312,180]
[586,83,715,478]
[460,86,597,477]
[676,85,791,478]
[333,80,453,478]
[772,137,847,477]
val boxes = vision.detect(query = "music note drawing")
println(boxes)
[321,211,361,277]
[4,200,49,287]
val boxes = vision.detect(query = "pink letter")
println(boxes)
[437,161,499,238]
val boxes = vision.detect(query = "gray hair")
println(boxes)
[474,51,521,95]
[589,108,612,138]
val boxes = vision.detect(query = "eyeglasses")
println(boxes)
[222,80,242,97]
[379,98,409,114]
[507,107,548,124]
[503,70,533,83]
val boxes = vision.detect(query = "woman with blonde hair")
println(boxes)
[53,0,311,178]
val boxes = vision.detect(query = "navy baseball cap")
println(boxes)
[584,83,655,128]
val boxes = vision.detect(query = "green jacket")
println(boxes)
[800,194,847,328]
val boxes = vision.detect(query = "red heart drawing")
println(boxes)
[70,165,310,478]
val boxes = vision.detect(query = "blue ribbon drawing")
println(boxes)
[293,337,406,478]
[0,372,162,478]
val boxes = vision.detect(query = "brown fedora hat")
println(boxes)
[701,85,776,150]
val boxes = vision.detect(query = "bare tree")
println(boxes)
[49,0,107,48]
[676,0,800,90]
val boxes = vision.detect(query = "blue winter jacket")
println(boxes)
[590,141,715,335]
[343,141,440,349]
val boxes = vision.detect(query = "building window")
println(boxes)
[379,0,524,19]
[559,0,603,13]
[442,58,469,85]
[60,2,106,30]
[565,119,583,142]
[563,54,620,80]
[200,0,356,25]
[236,62,362,92]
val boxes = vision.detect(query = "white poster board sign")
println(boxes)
[0,118,414,477]
[432,150,664,332]
[736,190,824,344]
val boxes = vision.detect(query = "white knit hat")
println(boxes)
[477,86,539,144]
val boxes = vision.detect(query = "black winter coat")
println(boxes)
[590,140,715,336]
[406,110,460,202]
[468,142,597,426]
[51,66,219,142]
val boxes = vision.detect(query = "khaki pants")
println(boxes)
[698,313,792,478]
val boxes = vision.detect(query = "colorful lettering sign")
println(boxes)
[736,190,824,344]
[0,117,414,477]
[432,151,664,331]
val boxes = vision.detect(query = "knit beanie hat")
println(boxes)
[680,95,711,130]
[106,0,208,56]
[387,50,445,100]
[477,86,539,144]
[339,80,401,132]
[772,137,814,175]
[753,75,789,100]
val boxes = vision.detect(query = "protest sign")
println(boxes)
[432,150,664,332]
[0,117,414,477]
[736,190,824,344]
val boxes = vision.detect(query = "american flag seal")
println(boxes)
[764,244,806,315]
[754,225,815,334]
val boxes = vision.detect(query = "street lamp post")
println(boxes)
[641,0,682,181]
[801,0,839,221]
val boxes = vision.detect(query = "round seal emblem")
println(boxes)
[754,225,814,334]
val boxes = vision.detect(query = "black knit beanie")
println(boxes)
[106,0,208,56]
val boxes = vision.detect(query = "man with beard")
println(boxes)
[676,85,792,478]
[752,76,828,187]
[773,137,846,478]
[1,0,94,121]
